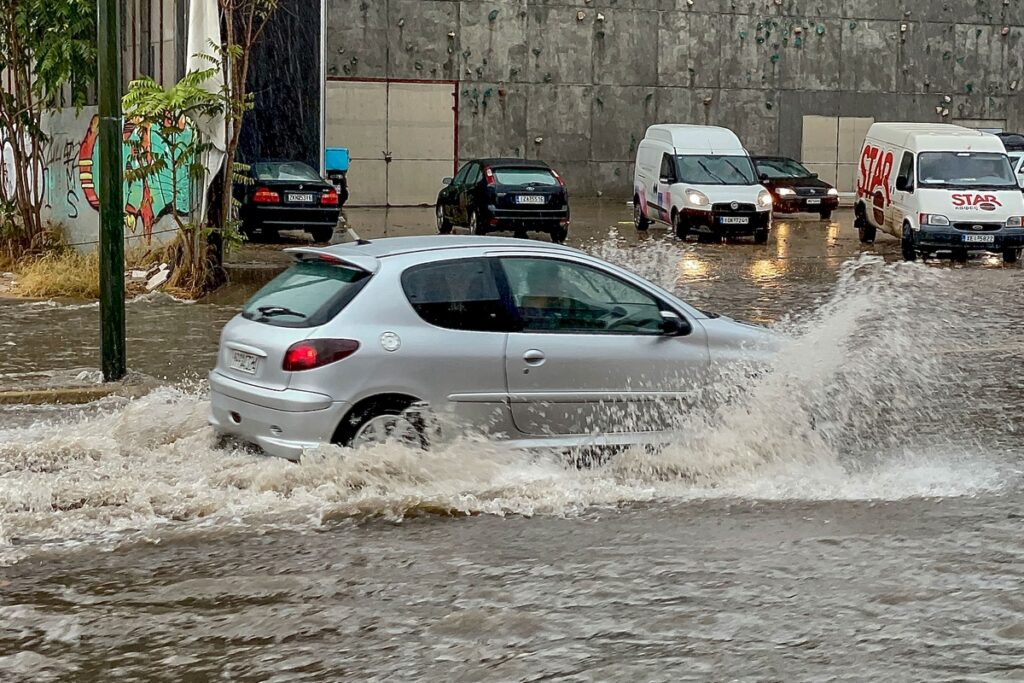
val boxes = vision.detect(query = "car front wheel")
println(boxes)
[753,228,769,244]
[901,225,916,261]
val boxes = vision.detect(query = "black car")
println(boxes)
[753,156,840,219]
[436,159,570,243]
[236,161,340,242]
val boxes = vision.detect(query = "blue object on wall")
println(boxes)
[325,147,350,172]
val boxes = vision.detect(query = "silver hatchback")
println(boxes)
[209,236,774,460]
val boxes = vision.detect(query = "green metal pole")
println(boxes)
[97,0,126,381]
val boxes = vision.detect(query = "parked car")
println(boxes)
[209,236,775,460]
[752,156,840,219]
[236,160,340,243]
[633,124,772,243]
[996,133,1024,188]
[436,159,570,243]
[855,122,1024,263]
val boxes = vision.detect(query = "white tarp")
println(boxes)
[186,0,226,218]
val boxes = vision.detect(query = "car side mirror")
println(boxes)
[810,172,819,179]
[759,173,769,182]
[660,311,690,336]
[442,177,453,186]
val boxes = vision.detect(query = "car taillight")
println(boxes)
[253,187,280,204]
[283,339,360,371]
[551,170,565,187]
[321,188,339,206]
[484,167,496,186]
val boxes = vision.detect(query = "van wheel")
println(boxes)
[633,198,650,231]
[857,220,877,244]
[753,228,769,245]
[1003,248,1020,264]
[673,211,688,240]
[901,225,916,261]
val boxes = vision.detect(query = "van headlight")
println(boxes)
[1006,216,1023,228]
[686,190,710,207]
[757,189,773,209]
[776,188,796,197]
[919,213,950,226]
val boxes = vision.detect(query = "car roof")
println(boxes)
[303,235,580,261]
[471,158,552,169]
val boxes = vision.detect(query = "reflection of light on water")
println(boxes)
[774,222,790,259]
[749,258,783,281]
[678,253,710,279]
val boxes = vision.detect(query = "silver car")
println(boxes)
[209,236,773,460]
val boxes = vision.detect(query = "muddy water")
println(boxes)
[1,207,1023,681]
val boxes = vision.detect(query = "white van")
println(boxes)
[855,123,1024,263]
[633,125,773,243]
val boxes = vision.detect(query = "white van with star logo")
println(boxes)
[855,123,1024,263]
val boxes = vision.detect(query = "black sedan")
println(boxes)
[753,156,840,219]
[236,161,340,242]
[436,159,570,243]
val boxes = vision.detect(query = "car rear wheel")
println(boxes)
[819,210,833,220]
[308,225,334,243]
[633,198,650,231]
[673,211,688,241]
[335,399,426,450]
[1003,248,1020,264]
[550,225,568,244]
[436,205,452,234]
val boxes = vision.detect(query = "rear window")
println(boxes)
[401,258,513,332]
[492,168,559,186]
[252,162,323,182]
[242,261,370,328]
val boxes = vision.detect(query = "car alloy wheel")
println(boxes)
[436,205,452,234]
[351,414,422,449]
[469,210,480,235]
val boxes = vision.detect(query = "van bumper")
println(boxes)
[683,208,771,235]
[913,227,1024,252]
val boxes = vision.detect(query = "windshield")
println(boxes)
[754,158,813,179]
[917,152,1017,189]
[675,155,757,185]
[493,168,559,186]
[242,261,370,328]
[252,162,323,182]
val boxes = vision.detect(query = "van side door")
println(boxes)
[891,151,915,231]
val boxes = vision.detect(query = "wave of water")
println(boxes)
[0,255,1016,564]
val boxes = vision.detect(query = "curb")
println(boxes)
[0,379,163,406]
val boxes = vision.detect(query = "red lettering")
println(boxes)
[952,194,966,206]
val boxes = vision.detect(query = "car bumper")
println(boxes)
[913,228,1024,251]
[241,205,340,228]
[773,196,839,213]
[486,206,570,231]
[683,208,771,235]
[208,371,349,460]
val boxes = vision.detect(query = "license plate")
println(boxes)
[806,198,821,205]
[720,216,749,225]
[229,350,259,374]
[287,192,315,203]
[516,195,545,205]
[963,234,995,243]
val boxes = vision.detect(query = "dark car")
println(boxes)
[753,156,840,219]
[236,161,340,242]
[436,159,570,243]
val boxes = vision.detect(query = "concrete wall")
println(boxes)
[326,0,1024,196]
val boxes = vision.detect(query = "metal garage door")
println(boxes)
[325,79,456,207]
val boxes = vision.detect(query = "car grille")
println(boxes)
[712,202,756,214]
[796,187,825,196]
[953,222,1002,232]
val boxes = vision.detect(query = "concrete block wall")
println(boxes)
[327,0,1024,197]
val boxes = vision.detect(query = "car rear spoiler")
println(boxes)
[284,247,380,274]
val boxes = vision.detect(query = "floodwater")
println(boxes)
[1,205,1023,682]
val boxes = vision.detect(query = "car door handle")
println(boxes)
[522,349,546,365]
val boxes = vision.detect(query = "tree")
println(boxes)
[0,0,94,258]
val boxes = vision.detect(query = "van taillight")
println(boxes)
[283,339,360,371]
[253,187,280,204]
[320,188,339,206]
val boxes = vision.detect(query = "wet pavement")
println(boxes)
[1,203,1023,681]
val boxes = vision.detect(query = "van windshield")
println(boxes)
[675,155,757,185]
[917,152,1017,190]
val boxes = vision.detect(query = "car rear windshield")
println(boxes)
[242,260,370,328]
[252,162,323,182]
[493,168,559,186]
[675,155,757,185]
[918,152,1017,189]
[755,158,813,179]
